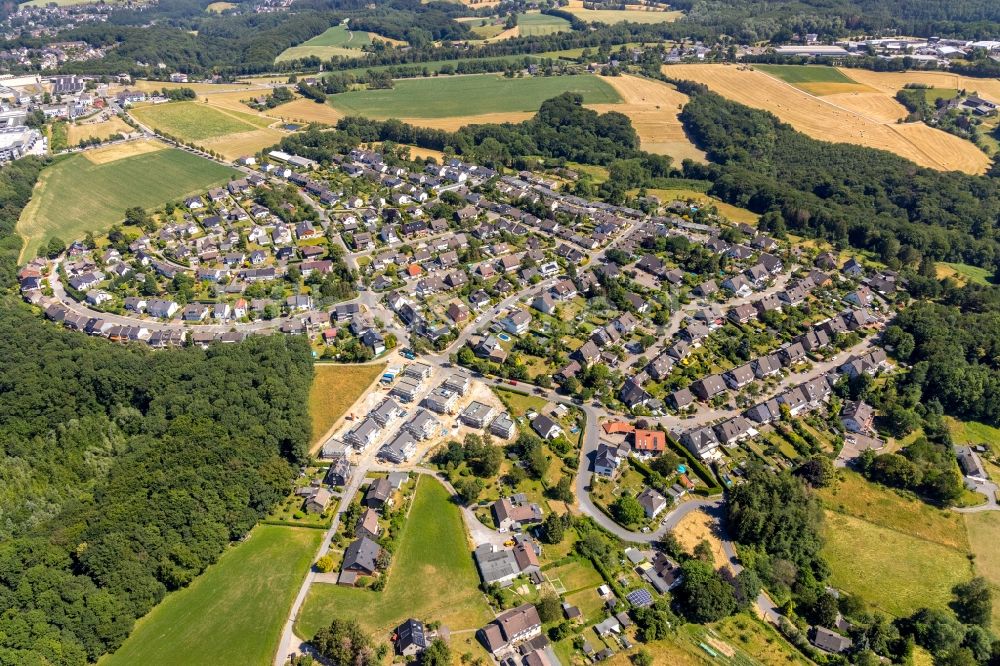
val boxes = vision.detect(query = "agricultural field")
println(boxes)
[822,510,973,618]
[560,0,682,24]
[756,64,874,95]
[276,24,371,63]
[101,525,322,666]
[205,1,235,11]
[516,12,572,35]
[327,74,620,125]
[838,68,1000,106]
[946,417,1000,454]
[295,476,492,653]
[588,74,706,163]
[16,142,237,261]
[666,64,991,174]
[310,362,387,447]
[129,100,284,159]
[66,116,134,145]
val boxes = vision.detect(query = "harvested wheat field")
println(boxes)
[67,116,134,144]
[589,74,705,162]
[201,127,286,160]
[82,138,166,165]
[128,79,257,95]
[821,91,908,123]
[840,68,1000,105]
[277,98,343,124]
[666,64,990,174]
[398,111,535,130]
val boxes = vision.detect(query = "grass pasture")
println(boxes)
[822,510,973,617]
[276,25,370,62]
[101,525,322,666]
[964,511,1000,631]
[296,476,491,648]
[516,12,572,35]
[130,101,260,141]
[17,144,236,261]
[938,262,994,286]
[666,64,990,174]
[818,470,969,551]
[327,74,620,121]
[310,363,386,447]
[131,101,284,159]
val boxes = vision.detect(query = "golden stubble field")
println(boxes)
[590,74,706,163]
[665,64,991,174]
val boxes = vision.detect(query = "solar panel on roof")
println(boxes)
[626,589,653,607]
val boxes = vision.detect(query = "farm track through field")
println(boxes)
[666,64,990,174]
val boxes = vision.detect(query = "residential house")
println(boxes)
[691,375,727,401]
[342,536,382,576]
[841,400,875,433]
[531,414,563,440]
[637,487,668,519]
[493,494,544,532]
[364,478,392,510]
[478,604,543,656]
[394,619,428,658]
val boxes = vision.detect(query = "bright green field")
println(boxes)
[757,64,858,84]
[130,101,263,141]
[823,510,973,618]
[17,148,237,261]
[276,25,372,62]
[296,475,491,643]
[328,74,620,118]
[102,525,322,666]
[517,12,572,36]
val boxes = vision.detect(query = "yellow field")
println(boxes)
[822,91,907,122]
[275,98,343,125]
[206,1,235,10]
[839,68,1000,105]
[398,111,536,130]
[309,363,387,449]
[796,81,876,95]
[562,0,682,23]
[641,187,759,223]
[201,127,287,160]
[369,33,408,47]
[672,508,731,571]
[67,116,133,145]
[590,74,705,163]
[82,139,166,165]
[128,80,258,95]
[665,64,991,174]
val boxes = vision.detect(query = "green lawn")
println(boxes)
[823,510,973,618]
[516,12,572,36]
[296,476,492,643]
[920,87,961,103]
[17,148,237,261]
[946,416,1000,453]
[131,102,260,141]
[756,64,858,84]
[327,74,620,119]
[102,525,322,666]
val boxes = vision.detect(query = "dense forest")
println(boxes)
[670,81,1000,274]
[0,304,313,664]
[0,142,314,665]
[0,156,44,291]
